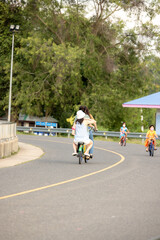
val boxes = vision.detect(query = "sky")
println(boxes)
[56,0,160,55]
[85,1,160,29]
[84,1,160,56]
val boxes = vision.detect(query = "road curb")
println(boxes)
[0,142,44,168]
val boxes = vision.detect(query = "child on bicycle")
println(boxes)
[145,125,158,152]
[73,106,97,158]
[72,110,96,157]
[82,106,98,158]
[119,122,129,144]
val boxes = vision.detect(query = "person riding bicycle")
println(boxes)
[82,106,98,158]
[145,125,158,152]
[72,110,96,157]
[119,122,129,144]
[73,105,97,158]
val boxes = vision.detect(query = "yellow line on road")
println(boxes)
[0,142,125,200]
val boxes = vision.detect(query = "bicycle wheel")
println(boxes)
[151,150,154,157]
[121,139,123,146]
[149,142,154,157]
[79,152,83,164]
[84,156,88,163]
[149,143,151,156]
[151,146,154,157]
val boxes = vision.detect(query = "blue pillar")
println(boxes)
[156,109,160,135]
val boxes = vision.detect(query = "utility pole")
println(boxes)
[8,25,20,122]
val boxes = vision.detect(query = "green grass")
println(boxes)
[17,131,160,146]
[17,131,35,135]
[94,136,160,146]
[94,136,144,144]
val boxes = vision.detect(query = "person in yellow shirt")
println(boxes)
[145,125,158,152]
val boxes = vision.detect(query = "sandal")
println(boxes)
[84,153,90,157]
[72,153,77,156]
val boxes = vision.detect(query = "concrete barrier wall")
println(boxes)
[0,122,18,159]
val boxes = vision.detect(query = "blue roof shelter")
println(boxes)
[122,92,160,134]
[122,92,160,109]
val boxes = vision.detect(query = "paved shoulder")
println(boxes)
[0,142,44,168]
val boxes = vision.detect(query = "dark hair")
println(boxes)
[76,118,84,125]
[79,105,92,119]
[123,122,126,125]
[83,106,89,115]
[149,125,154,129]
[79,106,85,112]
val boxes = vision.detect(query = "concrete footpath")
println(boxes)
[0,142,44,168]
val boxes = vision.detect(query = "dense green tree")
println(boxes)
[0,1,22,117]
[0,0,160,130]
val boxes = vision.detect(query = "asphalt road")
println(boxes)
[0,135,160,240]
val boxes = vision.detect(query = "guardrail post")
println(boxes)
[66,130,70,138]
[30,128,33,134]
[103,132,107,139]
[139,134,144,144]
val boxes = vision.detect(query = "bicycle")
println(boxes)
[148,139,154,157]
[120,135,126,146]
[77,142,89,164]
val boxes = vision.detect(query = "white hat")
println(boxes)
[77,110,85,120]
